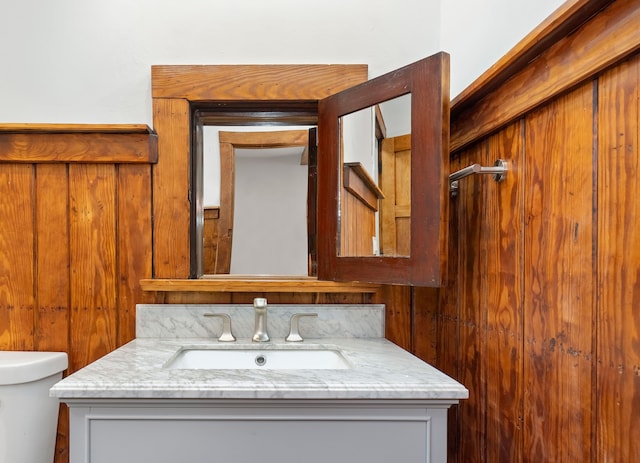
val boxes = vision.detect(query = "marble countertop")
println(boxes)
[50,337,468,401]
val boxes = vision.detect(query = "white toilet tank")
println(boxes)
[0,351,68,463]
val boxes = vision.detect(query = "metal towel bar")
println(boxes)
[449,159,508,195]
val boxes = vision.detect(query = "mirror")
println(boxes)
[190,102,319,278]
[317,53,450,286]
[338,94,411,258]
[184,55,448,286]
[201,127,313,275]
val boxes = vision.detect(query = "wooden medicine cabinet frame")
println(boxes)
[317,53,450,286]
[146,55,449,291]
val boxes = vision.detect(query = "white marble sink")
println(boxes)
[164,346,352,370]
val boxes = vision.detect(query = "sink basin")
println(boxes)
[164,347,352,370]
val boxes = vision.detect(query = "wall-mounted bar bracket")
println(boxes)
[449,159,508,196]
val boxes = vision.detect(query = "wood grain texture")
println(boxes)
[379,285,412,351]
[0,132,157,163]
[451,0,640,152]
[439,153,462,462]
[596,53,640,462]
[33,163,71,463]
[456,139,487,463]
[522,82,594,462]
[152,98,191,278]
[412,287,439,364]
[340,181,378,256]
[218,130,308,148]
[203,207,220,274]
[34,164,70,353]
[116,164,154,345]
[216,142,235,274]
[484,122,525,462]
[0,164,35,350]
[0,123,151,133]
[139,278,380,293]
[69,164,118,371]
[152,64,368,100]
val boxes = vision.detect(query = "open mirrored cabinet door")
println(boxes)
[317,52,450,286]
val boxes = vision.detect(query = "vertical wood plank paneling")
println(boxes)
[597,54,640,462]
[439,153,462,463]
[69,164,117,371]
[485,121,525,462]
[412,287,439,364]
[456,140,488,463]
[523,82,594,462]
[35,164,70,353]
[0,164,35,350]
[116,164,154,345]
[152,98,191,278]
[380,285,411,350]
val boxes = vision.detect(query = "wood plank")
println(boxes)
[343,162,384,211]
[0,164,35,350]
[152,98,192,278]
[451,0,640,152]
[380,138,397,255]
[139,278,380,293]
[69,164,117,370]
[0,123,152,133]
[0,132,157,163]
[203,207,220,274]
[33,163,71,463]
[152,64,368,100]
[596,53,640,462]
[215,142,235,274]
[485,122,525,462]
[438,153,462,462]
[412,287,439,364]
[116,164,154,346]
[394,145,411,256]
[218,130,308,148]
[522,82,594,461]
[456,139,488,463]
[379,285,412,351]
[34,164,70,353]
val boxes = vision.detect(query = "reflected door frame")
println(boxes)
[212,130,310,274]
[150,64,368,279]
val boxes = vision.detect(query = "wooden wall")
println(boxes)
[340,163,382,256]
[434,0,640,461]
[0,125,158,462]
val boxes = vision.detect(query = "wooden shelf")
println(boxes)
[140,277,381,293]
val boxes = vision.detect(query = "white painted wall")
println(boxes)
[1,0,566,122]
[442,0,565,97]
[0,0,441,125]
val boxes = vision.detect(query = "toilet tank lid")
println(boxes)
[0,351,68,385]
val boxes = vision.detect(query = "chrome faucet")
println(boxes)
[252,298,270,342]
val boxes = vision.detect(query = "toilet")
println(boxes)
[0,351,68,463]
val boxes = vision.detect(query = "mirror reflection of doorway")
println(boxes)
[202,129,313,275]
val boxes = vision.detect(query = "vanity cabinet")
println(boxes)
[53,305,466,463]
[68,400,449,463]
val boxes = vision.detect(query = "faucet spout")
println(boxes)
[252,297,270,342]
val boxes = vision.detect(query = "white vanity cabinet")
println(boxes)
[67,399,450,463]
[52,304,467,463]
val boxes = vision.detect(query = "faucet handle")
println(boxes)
[204,313,236,342]
[286,313,318,342]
